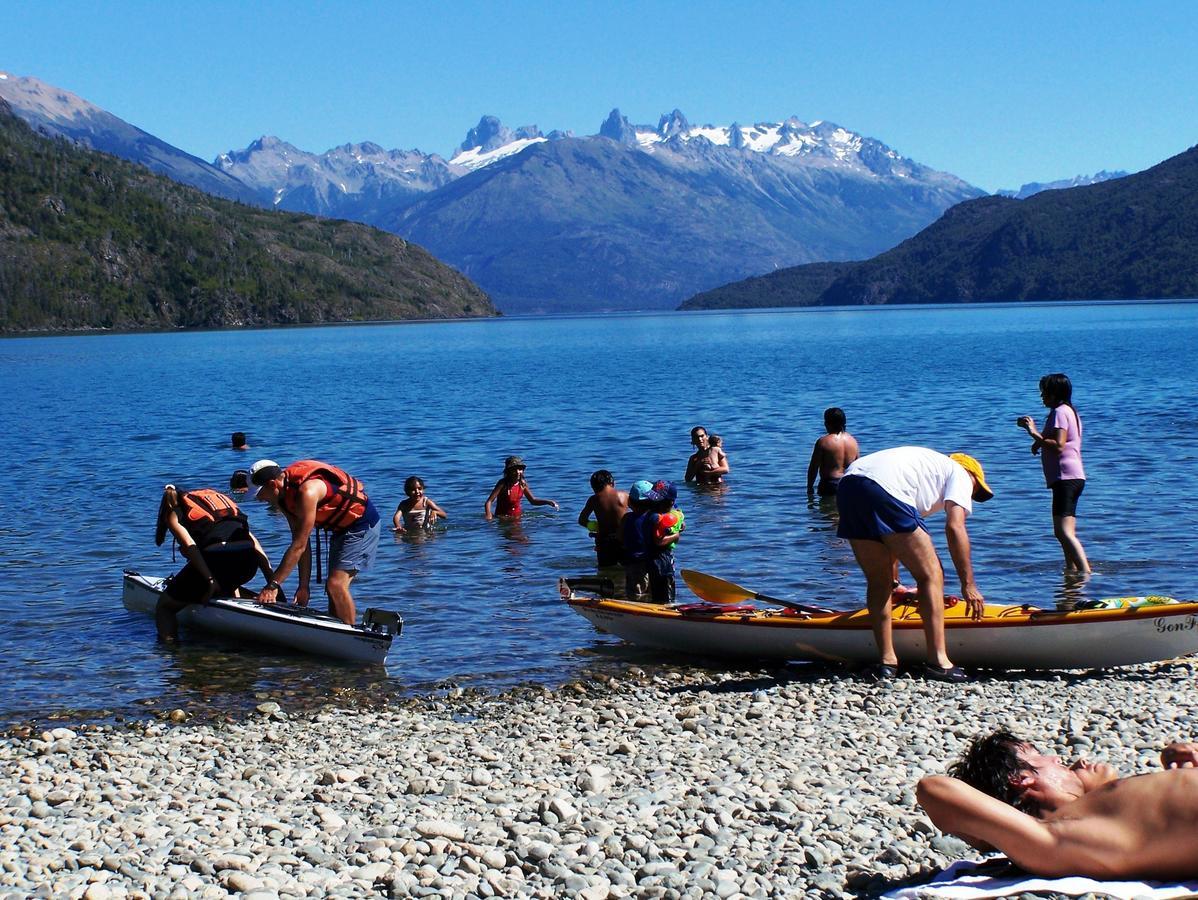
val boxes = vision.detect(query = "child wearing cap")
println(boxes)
[484,456,558,520]
[645,481,683,603]
[621,481,655,599]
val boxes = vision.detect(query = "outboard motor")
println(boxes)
[363,608,402,636]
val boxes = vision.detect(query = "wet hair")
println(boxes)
[690,426,708,442]
[708,434,723,448]
[948,729,1040,815]
[155,484,180,546]
[231,431,247,448]
[404,475,424,494]
[590,469,614,491]
[824,407,847,432]
[229,470,249,492]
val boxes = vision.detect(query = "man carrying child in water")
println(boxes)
[578,470,627,569]
[918,729,1198,879]
[806,407,859,498]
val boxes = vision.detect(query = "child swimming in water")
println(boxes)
[392,476,449,532]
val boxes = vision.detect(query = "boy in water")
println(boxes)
[806,407,859,497]
[578,470,628,569]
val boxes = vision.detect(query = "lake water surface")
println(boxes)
[2,302,1197,724]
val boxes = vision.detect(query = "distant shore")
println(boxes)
[3,658,1195,898]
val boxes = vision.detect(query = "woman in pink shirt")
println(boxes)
[1017,373,1091,574]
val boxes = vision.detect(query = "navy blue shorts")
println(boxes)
[1051,478,1085,518]
[836,475,927,542]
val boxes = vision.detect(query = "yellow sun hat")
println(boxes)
[950,453,993,502]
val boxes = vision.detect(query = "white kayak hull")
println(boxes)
[122,571,398,664]
[563,587,1198,670]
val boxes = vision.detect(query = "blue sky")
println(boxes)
[3,0,1195,191]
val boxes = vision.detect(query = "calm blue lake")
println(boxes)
[2,302,1197,724]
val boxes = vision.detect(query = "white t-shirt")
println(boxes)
[844,446,973,518]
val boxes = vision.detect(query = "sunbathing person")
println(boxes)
[917,729,1198,880]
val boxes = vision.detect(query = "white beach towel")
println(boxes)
[882,858,1198,899]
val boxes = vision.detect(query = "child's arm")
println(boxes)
[483,480,502,519]
[578,496,596,527]
[427,499,448,520]
[523,482,559,509]
[392,502,406,531]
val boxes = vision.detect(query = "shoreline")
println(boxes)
[3,659,1195,898]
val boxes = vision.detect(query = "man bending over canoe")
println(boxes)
[249,459,381,625]
[918,729,1198,880]
[836,447,993,682]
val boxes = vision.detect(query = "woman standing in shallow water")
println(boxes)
[685,426,729,484]
[1018,373,1091,574]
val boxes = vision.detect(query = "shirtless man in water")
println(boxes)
[578,470,628,569]
[806,407,859,497]
[918,729,1198,880]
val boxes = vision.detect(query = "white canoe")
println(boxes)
[561,579,1198,670]
[122,571,399,664]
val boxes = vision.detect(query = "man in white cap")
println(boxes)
[835,447,993,682]
[248,458,380,625]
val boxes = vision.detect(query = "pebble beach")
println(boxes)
[3,658,1196,899]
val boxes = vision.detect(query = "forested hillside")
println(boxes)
[0,100,496,332]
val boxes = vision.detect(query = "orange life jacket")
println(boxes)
[178,489,246,544]
[280,460,369,531]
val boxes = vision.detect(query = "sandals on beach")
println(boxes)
[922,663,968,683]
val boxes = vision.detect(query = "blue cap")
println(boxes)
[629,480,655,502]
[652,480,677,504]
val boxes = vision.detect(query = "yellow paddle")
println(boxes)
[680,569,835,615]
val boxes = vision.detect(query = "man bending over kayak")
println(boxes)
[836,447,993,682]
[917,729,1198,880]
[250,459,381,625]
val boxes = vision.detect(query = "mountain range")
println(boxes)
[681,145,1198,309]
[211,108,986,311]
[3,70,1146,315]
[997,170,1128,199]
[0,97,495,332]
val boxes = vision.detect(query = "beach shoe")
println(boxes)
[923,663,968,683]
[865,662,898,681]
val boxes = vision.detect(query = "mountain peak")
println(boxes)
[459,115,544,153]
[657,109,690,137]
[600,108,638,145]
[450,115,547,170]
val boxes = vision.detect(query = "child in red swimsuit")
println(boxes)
[484,456,559,519]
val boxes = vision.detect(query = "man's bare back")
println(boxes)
[807,431,859,494]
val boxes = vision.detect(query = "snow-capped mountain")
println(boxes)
[447,115,574,170]
[600,108,919,178]
[388,110,984,312]
[997,170,1129,199]
[0,71,257,203]
[215,136,461,223]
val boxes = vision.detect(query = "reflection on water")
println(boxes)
[2,302,1198,723]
